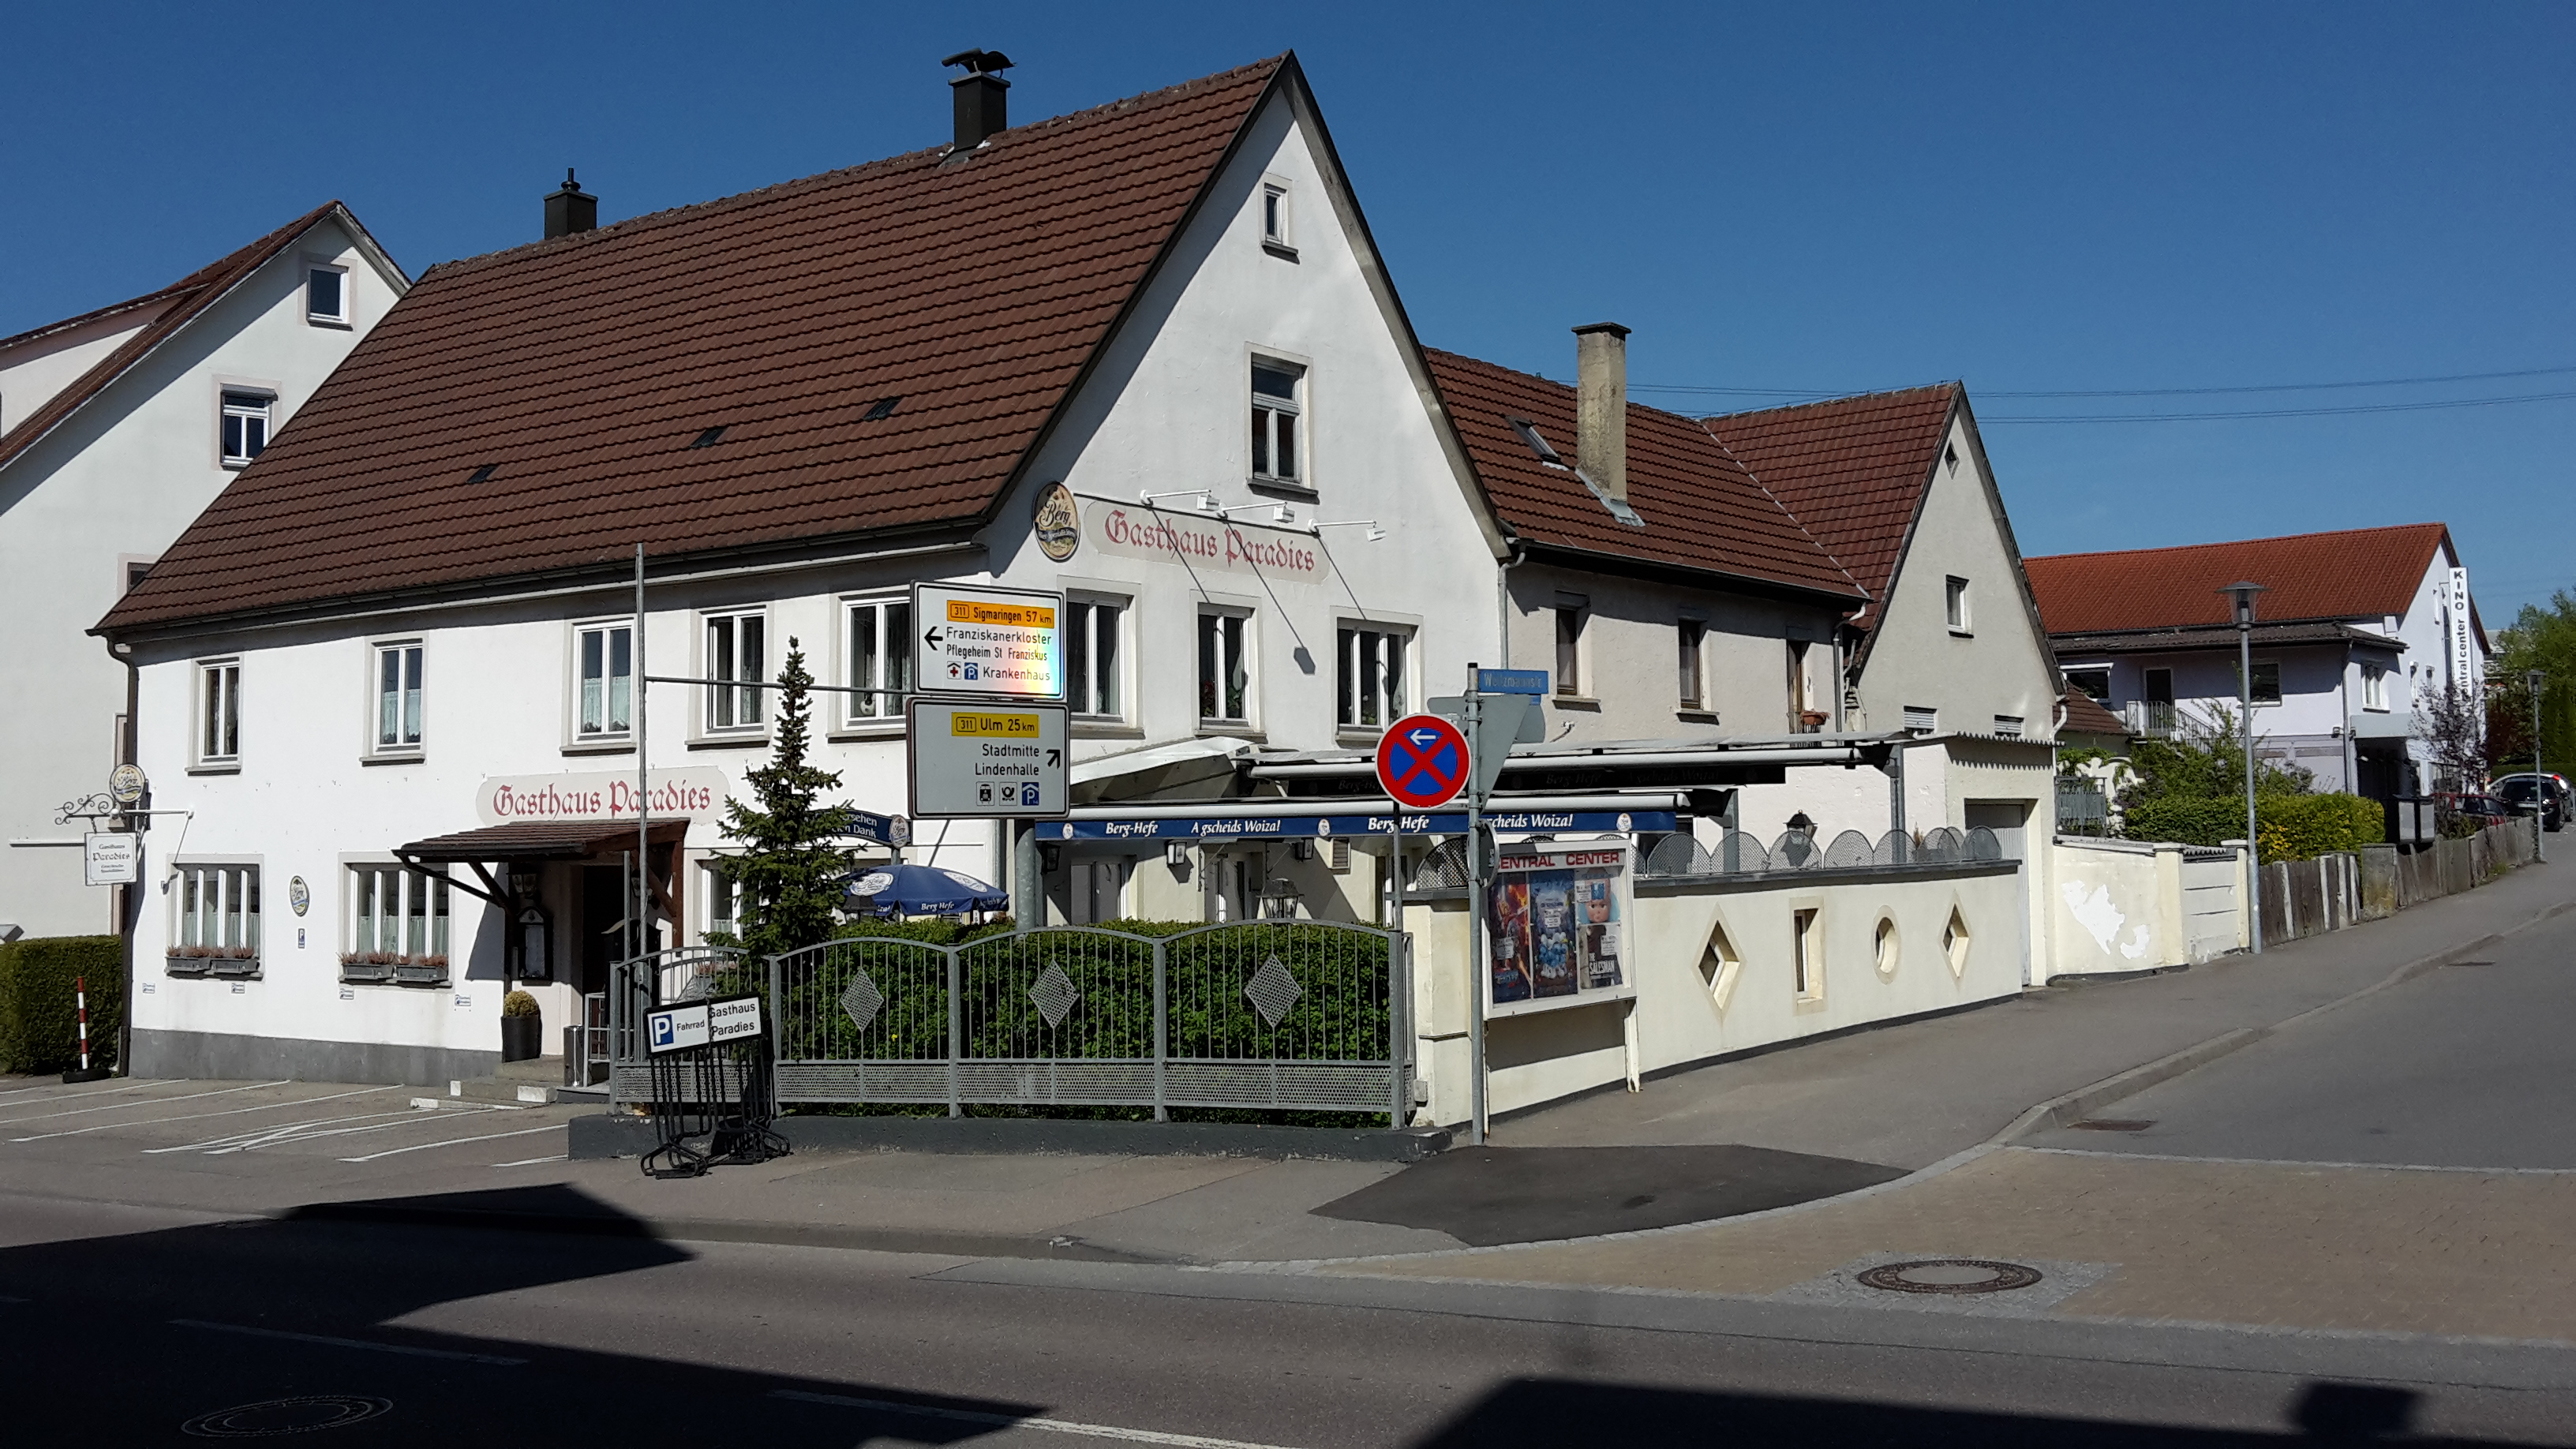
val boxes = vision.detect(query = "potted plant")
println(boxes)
[500,990,543,1062]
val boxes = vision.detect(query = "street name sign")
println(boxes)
[1475,668,1550,696]
[1376,713,1471,811]
[839,808,912,848]
[83,833,138,886]
[912,583,1064,700]
[908,699,1071,819]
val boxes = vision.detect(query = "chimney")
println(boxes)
[1574,322,1631,501]
[942,49,1015,153]
[545,169,597,239]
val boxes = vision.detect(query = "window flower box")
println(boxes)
[339,953,396,985]
[393,953,451,988]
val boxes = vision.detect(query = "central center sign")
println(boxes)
[912,582,1063,700]
[908,699,1070,819]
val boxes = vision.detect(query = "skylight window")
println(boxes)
[466,464,498,485]
[863,397,900,421]
[1507,417,1567,468]
[690,426,728,448]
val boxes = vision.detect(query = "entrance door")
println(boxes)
[1964,801,2030,860]
[1069,859,1124,924]
[578,864,626,995]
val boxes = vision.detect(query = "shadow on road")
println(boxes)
[1412,1376,2466,1447]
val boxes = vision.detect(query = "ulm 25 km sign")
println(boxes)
[906,582,1072,822]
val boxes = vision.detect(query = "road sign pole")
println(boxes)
[1464,671,1487,1147]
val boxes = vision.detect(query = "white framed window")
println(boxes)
[843,596,914,724]
[220,391,271,466]
[1066,597,1125,719]
[1197,607,1253,725]
[2064,668,2110,701]
[2242,660,2283,706]
[372,642,423,754]
[2363,664,2390,712]
[1677,620,1706,710]
[702,861,741,942]
[172,863,261,968]
[1250,360,1304,485]
[1260,178,1293,249]
[1554,606,1586,695]
[702,608,768,734]
[1787,640,1814,730]
[1945,576,1971,633]
[1792,906,1822,1000]
[572,619,634,741]
[197,659,241,766]
[1335,623,1410,729]
[305,264,350,325]
[345,864,451,963]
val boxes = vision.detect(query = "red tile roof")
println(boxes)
[0,201,373,477]
[2059,688,2130,737]
[100,58,1289,635]
[1699,385,1958,615]
[1422,350,1862,599]
[2025,523,2456,635]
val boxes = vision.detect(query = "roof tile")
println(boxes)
[2025,524,2454,635]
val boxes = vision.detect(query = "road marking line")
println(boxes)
[492,1154,568,1167]
[0,1080,292,1128]
[772,1389,1304,1447]
[0,1077,159,1102]
[144,1108,429,1155]
[2019,1145,2576,1175]
[12,1086,399,1143]
[170,1317,526,1365]
[336,1123,564,1163]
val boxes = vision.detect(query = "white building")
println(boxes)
[2028,523,2486,802]
[0,204,406,942]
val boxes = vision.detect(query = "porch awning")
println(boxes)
[396,819,688,863]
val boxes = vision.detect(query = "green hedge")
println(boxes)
[2122,794,2384,862]
[0,935,124,1075]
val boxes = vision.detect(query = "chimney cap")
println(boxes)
[554,167,591,197]
[942,49,1014,76]
[1572,321,1631,339]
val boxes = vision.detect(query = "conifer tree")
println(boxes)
[713,640,860,960]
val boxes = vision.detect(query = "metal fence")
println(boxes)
[617,923,1410,1121]
[1640,827,2005,880]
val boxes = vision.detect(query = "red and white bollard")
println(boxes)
[62,974,110,1084]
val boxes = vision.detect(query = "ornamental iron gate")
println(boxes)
[620,923,1409,1121]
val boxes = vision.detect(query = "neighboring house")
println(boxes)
[2026,523,2486,803]
[0,204,406,942]
[94,56,1536,1082]
[1701,386,2062,862]
[2054,688,2133,834]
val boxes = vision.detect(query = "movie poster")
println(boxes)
[1484,841,1634,1015]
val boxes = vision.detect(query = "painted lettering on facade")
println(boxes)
[1082,501,1327,583]
[476,766,731,826]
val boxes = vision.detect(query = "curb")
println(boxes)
[287,1200,1187,1264]
[567,1111,1451,1164]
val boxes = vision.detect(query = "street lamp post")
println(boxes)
[2529,668,2547,864]
[2222,582,2268,954]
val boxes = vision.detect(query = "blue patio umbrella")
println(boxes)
[841,862,1009,916]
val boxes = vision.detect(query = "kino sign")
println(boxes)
[912,582,1063,700]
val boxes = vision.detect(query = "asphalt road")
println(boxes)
[2027,897,2576,1170]
[6,1182,2576,1447]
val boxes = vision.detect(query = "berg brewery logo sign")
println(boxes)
[1033,481,1082,563]
[476,766,732,826]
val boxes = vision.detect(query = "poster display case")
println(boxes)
[1484,837,1638,1017]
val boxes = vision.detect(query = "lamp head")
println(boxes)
[2529,668,2547,691]
[2218,580,2267,626]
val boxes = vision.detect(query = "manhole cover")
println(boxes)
[183,1396,391,1437]
[1857,1259,2044,1294]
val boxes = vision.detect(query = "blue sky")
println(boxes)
[8,2,2570,616]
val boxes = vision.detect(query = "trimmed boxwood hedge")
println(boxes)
[2122,793,2384,862]
[0,935,123,1075]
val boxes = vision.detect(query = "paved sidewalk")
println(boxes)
[1496,857,2574,1166]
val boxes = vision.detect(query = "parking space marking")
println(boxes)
[0,1080,291,1129]
[144,1106,448,1155]
[0,1077,159,1103]
[170,1317,528,1366]
[337,1122,564,1163]
[492,1154,567,1168]
[9,1085,398,1144]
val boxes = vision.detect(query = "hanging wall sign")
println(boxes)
[1033,482,1082,563]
